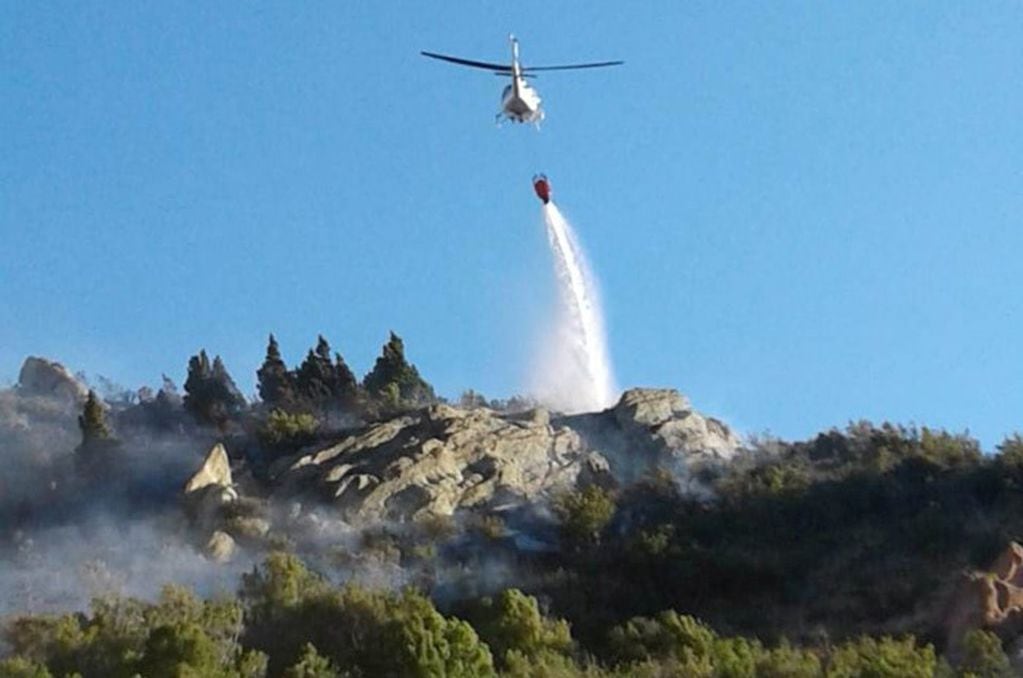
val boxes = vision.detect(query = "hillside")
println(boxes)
[2,352,1023,676]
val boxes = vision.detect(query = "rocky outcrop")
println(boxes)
[273,403,610,524]
[17,357,88,402]
[945,543,1023,654]
[183,444,245,560]
[611,388,738,460]
[563,388,739,488]
[183,443,233,493]
[267,388,738,525]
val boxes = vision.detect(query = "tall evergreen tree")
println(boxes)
[76,389,120,474]
[78,390,111,445]
[183,350,246,429]
[295,337,331,403]
[257,334,296,410]
[332,351,358,408]
[362,331,435,408]
[295,335,359,413]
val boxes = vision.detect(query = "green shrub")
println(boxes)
[755,640,822,678]
[826,635,936,678]
[472,589,573,668]
[2,587,259,678]
[0,657,53,678]
[956,629,1013,677]
[283,643,341,678]
[553,486,616,547]
[240,553,494,677]
[259,409,318,452]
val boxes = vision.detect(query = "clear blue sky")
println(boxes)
[2,3,1021,448]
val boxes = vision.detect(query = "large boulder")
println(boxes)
[611,388,738,459]
[182,444,237,535]
[560,388,739,488]
[205,530,236,563]
[183,443,233,493]
[272,404,610,524]
[613,388,691,428]
[945,543,1023,656]
[17,357,88,402]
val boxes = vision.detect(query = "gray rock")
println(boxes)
[167,386,744,544]
[609,388,738,459]
[184,483,237,535]
[269,387,737,524]
[613,388,691,428]
[17,357,88,402]
[183,443,233,494]
[226,515,271,543]
[274,405,610,524]
[559,388,739,489]
[183,444,238,536]
[205,530,235,563]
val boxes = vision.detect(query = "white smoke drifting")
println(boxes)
[531,202,617,413]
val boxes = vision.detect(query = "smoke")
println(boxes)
[3,517,255,616]
[531,202,617,413]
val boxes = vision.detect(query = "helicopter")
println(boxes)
[421,36,623,125]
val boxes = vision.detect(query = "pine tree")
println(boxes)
[332,351,358,408]
[183,350,246,429]
[76,390,120,475]
[78,390,111,445]
[363,331,435,408]
[295,335,359,413]
[295,337,334,407]
[257,334,296,410]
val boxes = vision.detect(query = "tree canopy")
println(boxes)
[362,331,435,410]
[183,350,246,429]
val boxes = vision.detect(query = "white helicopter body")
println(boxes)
[422,37,622,125]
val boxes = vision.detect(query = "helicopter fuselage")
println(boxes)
[501,76,543,124]
[499,38,543,124]
[420,36,620,126]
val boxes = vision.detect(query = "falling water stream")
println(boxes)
[534,202,616,412]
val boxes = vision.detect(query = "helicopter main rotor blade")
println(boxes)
[421,51,512,73]
[522,60,624,72]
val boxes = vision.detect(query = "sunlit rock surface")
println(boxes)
[267,388,739,524]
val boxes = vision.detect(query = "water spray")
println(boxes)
[530,174,616,413]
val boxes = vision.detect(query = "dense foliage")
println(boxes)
[183,350,247,430]
[528,423,1023,660]
[3,551,997,677]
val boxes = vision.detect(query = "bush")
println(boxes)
[471,589,572,668]
[259,409,318,453]
[240,552,494,677]
[608,612,715,665]
[0,657,53,678]
[554,486,616,548]
[755,640,822,678]
[955,629,1013,677]
[826,635,936,677]
[283,643,341,678]
[1,587,261,678]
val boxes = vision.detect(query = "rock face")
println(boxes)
[269,388,739,525]
[945,542,1023,654]
[274,403,610,524]
[183,444,242,559]
[183,443,233,493]
[17,357,88,402]
[564,388,739,488]
[611,388,738,460]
